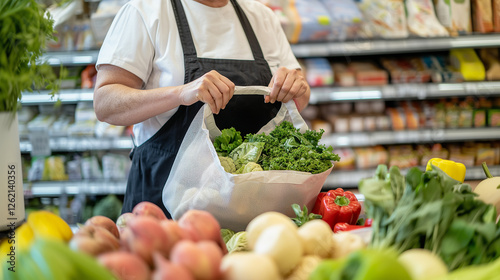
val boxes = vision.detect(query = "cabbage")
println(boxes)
[227,231,248,253]
[221,228,236,244]
[219,156,236,173]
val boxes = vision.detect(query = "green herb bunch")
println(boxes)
[360,164,500,271]
[0,0,58,112]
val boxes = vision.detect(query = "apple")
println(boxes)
[116,212,135,234]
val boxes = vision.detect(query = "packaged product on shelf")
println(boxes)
[387,107,406,131]
[421,55,464,83]
[451,0,473,34]
[334,148,356,170]
[356,0,408,39]
[448,144,475,167]
[332,63,356,87]
[363,115,377,131]
[354,146,388,169]
[494,0,500,32]
[476,145,498,166]
[472,0,494,33]
[320,0,364,41]
[28,157,46,182]
[433,101,447,128]
[433,0,455,35]
[488,108,500,126]
[50,114,73,137]
[302,58,334,87]
[473,97,491,127]
[449,48,486,81]
[68,102,98,136]
[419,143,449,166]
[330,115,350,133]
[90,0,129,47]
[95,121,126,138]
[406,0,449,37]
[349,115,365,132]
[480,48,500,81]
[281,0,332,43]
[17,106,38,137]
[46,0,82,51]
[81,155,103,180]
[74,19,96,51]
[388,145,419,169]
[380,57,431,83]
[332,61,388,86]
[402,104,420,130]
[375,114,391,130]
[27,114,57,132]
[66,155,83,181]
[102,153,131,180]
[445,99,461,128]
[42,156,69,181]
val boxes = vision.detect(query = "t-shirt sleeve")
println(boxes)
[96,3,155,83]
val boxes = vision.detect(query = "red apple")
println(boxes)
[132,201,167,220]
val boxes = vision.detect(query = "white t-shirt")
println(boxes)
[96,0,300,146]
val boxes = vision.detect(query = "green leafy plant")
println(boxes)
[0,0,59,112]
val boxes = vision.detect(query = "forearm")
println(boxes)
[94,84,183,126]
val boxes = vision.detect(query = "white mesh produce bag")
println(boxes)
[163,100,333,231]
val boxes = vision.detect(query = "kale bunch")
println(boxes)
[245,121,340,174]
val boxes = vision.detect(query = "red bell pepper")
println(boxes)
[312,188,362,231]
[333,219,372,233]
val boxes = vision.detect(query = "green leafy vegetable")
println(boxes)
[220,228,235,244]
[359,164,500,271]
[229,142,264,169]
[1,0,60,112]
[245,121,340,174]
[214,128,243,156]
[226,231,248,253]
[291,203,322,227]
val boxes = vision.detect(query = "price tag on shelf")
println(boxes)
[28,129,51,156]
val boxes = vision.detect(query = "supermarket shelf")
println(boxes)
[21,89,94,104]
[21,81,500,105]
[40,50,100,66]
[309,82,500,104]
[39,35,500,66]
[321,127,500,148]
[20,137,133,152]
[291,34,500,57]
[323,165,500,189]
[24,180,127,197]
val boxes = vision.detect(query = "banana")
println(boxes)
[27,210,73,242]
[29,238,78,280]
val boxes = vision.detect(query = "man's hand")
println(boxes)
[266,67,310,110]
[179,70,235,114]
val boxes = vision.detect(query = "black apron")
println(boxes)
[122,0,281,217]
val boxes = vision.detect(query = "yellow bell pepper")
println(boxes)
[426,158,466,183]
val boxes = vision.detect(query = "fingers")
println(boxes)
[267,67,308,104]
[196,71,234,114]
